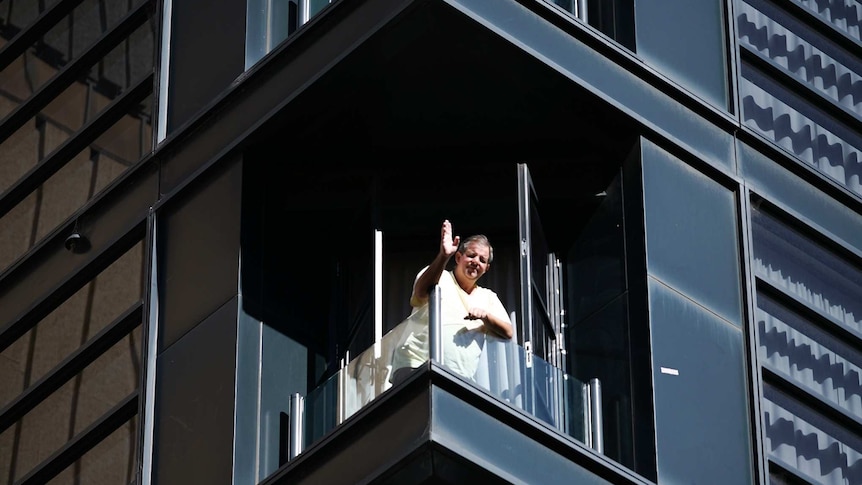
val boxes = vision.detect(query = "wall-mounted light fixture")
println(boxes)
[64,221,90,253]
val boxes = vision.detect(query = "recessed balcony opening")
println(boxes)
[238,3,651,482]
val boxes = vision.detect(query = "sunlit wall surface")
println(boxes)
[752,204,862,483]
[738,0,862,197]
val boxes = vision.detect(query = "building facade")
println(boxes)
[0,0,860,484]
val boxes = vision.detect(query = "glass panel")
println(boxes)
[634,0,729,110]
[751,207,862,339]
[0,117,48,195]
[0,327,141,482]
[649,279,754,485]
[518,163,556,364]
[763,384,862,485]
[757,293,862,422]
[254,320,312,480]
[0,191,38,273]
[304,318,419,447]
[1,1,62,30]
[298,325,590,455]
[48,415,138,485]
[245,0,333,68]
[569,293,633,468]
[0,91,152,274]
[587,0,636,50]
[0,0,144,117]
[642,140,743,325]
[0,16,154,173]
[566,170,625,325]
[0,242,144,409]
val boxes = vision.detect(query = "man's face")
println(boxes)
[454,242,491,282]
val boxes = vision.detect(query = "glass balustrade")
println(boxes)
[280,289,600,463]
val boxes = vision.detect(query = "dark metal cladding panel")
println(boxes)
[158,154,242,352]
[152,297,239,485]
[165,0,246,136]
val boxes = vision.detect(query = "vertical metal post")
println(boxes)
[374,230,383,359]
[299,0,310,25]
[335,352,349,424]
[577,0,588,22]
[429,285,442,364]
[288,393,305,460]
[588,378,603,454]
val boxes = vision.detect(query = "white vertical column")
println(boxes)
[374,229,383,359]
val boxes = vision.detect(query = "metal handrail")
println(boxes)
[429,285,442,364]
[288,393,304,460]
[586,378,603,453]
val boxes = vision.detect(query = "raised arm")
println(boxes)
[411,220,460,307]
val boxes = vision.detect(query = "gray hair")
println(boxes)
[458,235,494,263]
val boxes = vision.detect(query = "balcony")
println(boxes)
[259,288,643,485]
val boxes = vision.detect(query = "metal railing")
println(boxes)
[283,285,603,462]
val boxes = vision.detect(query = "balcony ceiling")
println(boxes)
[247,0,639,248]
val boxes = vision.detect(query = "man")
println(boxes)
[391,220,513,383]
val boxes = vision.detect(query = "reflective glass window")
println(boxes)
[246,0,333,67]
[0,242,144,409]
[48,416,138,485]
[0,0,148,117]
[0,326,141,482]
[0,91,152,274]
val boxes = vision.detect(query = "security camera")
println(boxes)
[64,231,90,253]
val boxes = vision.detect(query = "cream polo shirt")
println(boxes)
[408,267,511,380]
